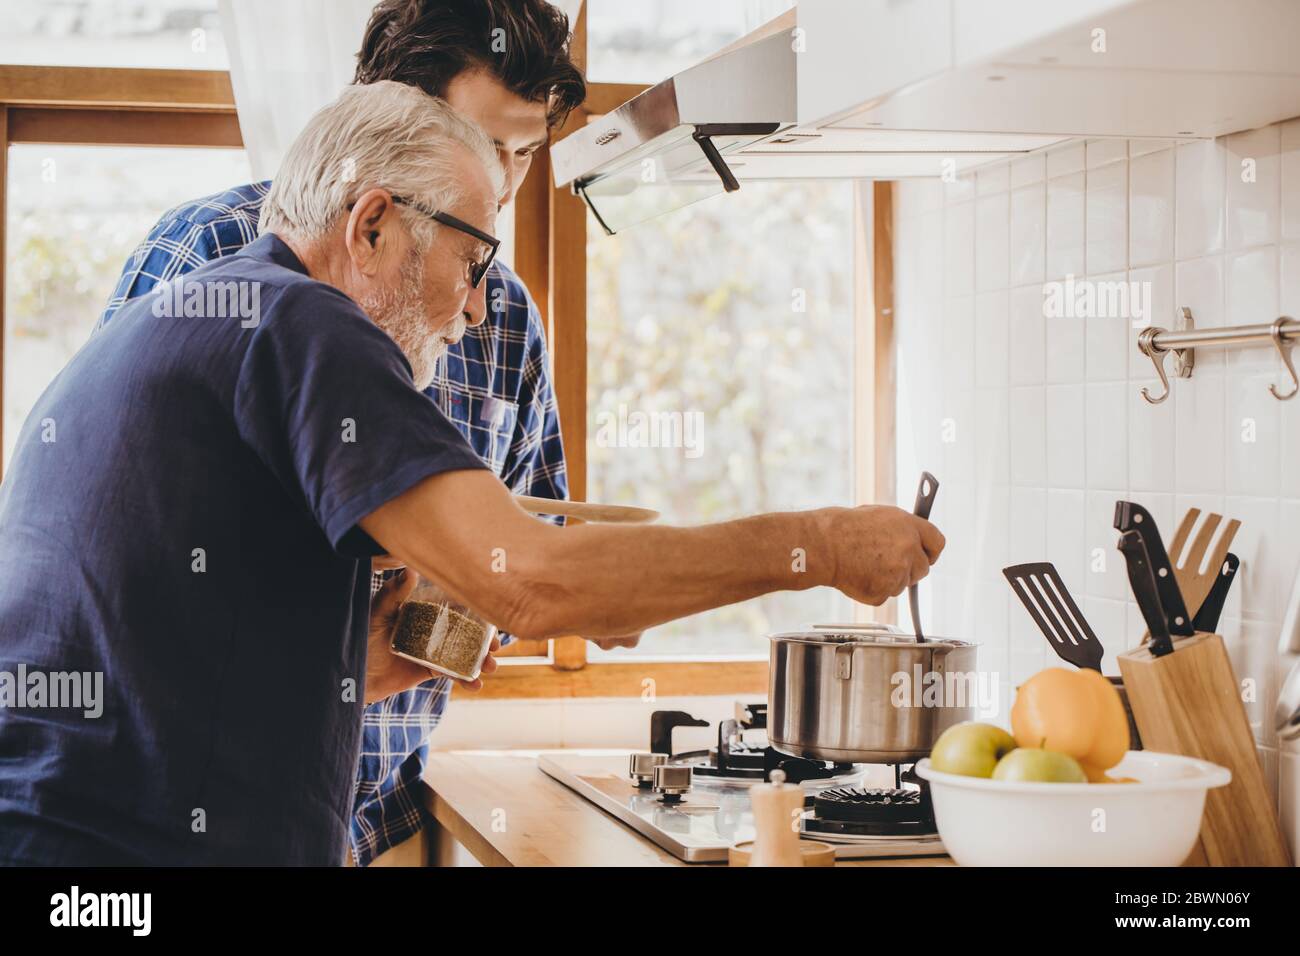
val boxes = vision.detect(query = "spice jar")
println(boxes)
[389,578,496,682]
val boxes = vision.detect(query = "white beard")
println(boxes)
[357,254,449,392]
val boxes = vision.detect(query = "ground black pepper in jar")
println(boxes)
[389,579,496,681]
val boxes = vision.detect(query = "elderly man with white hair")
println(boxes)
[0,82,943,866]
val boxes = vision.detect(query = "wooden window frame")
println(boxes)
[0,64,245,485]
[0,22,895,702]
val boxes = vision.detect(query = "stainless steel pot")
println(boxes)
[768,625,978,763]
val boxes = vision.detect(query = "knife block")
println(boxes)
[1118,632,1291,867]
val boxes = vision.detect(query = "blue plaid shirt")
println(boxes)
[99,181,568,866]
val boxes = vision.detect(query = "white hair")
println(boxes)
[259,81,504,248]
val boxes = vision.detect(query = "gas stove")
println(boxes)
[537,702,946,863]
[649,703,861,785]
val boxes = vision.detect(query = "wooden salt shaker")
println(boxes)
[746,769,806,867]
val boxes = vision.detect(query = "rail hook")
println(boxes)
[1138,327,1172,405]
[1268,317,1298,401]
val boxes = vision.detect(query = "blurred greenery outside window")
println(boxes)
[586,181,857,658]
[583,1,850,660]
[4,144,252,468]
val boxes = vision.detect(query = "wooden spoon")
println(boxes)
[513,495,659,525]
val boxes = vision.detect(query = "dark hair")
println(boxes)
[355,0,586,129]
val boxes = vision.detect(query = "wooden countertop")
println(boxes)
[421,749,955,867]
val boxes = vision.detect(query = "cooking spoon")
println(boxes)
[909,472,939,643]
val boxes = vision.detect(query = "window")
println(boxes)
[586,0,794,83]
[0,1,228,70]
[586,180,857,657]
[0,3,891,698]
[4,143,250,467]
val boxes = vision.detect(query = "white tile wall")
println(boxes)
[894,118,1300,856]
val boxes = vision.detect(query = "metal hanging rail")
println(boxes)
[1136,311,1298,404]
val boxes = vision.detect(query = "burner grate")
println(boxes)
[813,787,932,825]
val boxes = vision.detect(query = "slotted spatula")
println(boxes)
[1167,508,1241,624]
[1002,562,1104,671]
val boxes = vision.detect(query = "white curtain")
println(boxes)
[219,0,382,180]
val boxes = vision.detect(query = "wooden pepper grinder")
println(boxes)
[747,769,806,867]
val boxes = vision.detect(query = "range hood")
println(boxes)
[548,29,798,235]
[553,0,1300,235]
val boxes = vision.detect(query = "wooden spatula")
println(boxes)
[1167,508,1240,624]
[513,495,659,524]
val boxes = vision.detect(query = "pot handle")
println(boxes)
[834,644,853,680]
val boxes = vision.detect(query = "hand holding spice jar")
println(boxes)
[389,577,498,682]
[367,571,498,702]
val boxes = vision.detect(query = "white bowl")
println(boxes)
[915,751,1231,867]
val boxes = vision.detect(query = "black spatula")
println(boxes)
[1002,562,1104,671]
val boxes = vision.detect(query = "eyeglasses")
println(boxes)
[392,195,499,289]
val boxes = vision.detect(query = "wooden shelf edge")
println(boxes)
[8,107,242,148]
[454,659,769,700]
[0,65,235,111]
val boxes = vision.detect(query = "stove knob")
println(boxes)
[628,752,668,787]
[652,764,692,802]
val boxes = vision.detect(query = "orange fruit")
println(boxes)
[1011,667,1130,774]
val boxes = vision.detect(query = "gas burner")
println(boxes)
[802,786,937,839]
[674,748,852,783]
[815,787,929,823]
[649,706,856,785]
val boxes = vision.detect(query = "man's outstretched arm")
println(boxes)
[360,469,944,643]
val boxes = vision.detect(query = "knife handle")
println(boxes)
[1192,553,1239,633]
[1117,530,1175,657]
[1113,500,1195,637]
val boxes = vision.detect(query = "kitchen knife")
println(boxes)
[1190,552,1239,633]
[1117,530,1175,657]
[909,471,939,643]
[1113,501,1195,637]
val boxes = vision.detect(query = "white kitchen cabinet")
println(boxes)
[797,0,1300,140]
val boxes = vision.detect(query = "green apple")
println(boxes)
[929,722,1017,778]
[992,747,1087,783]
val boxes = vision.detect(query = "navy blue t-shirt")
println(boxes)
[0,234,486,865]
